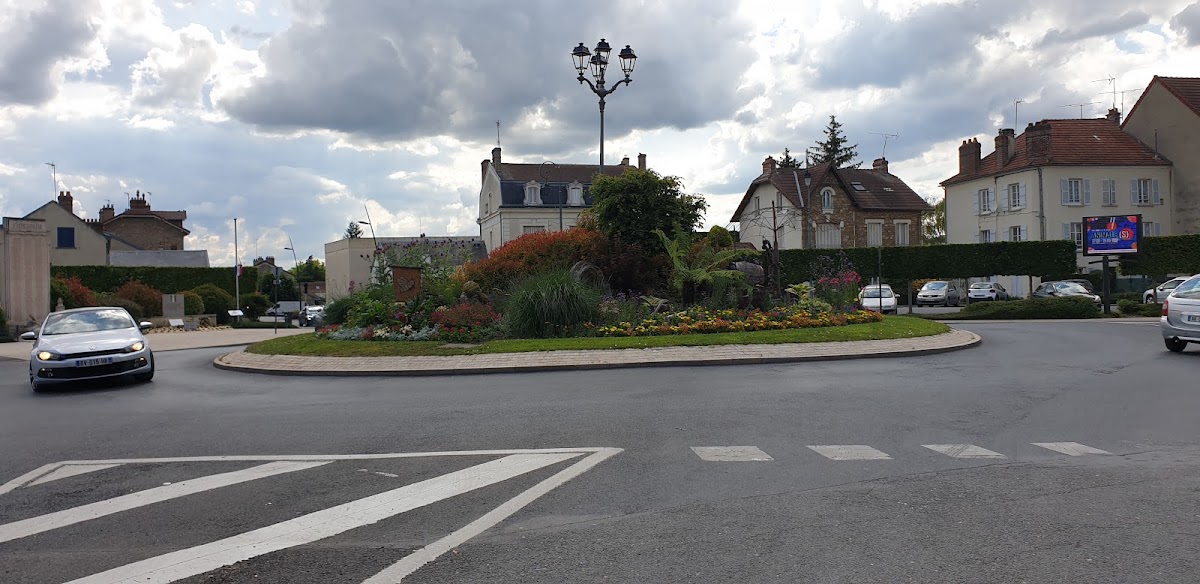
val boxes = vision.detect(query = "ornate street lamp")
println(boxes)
[571,39,637,176]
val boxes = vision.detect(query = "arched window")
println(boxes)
[821,188,834,212]
[524,181,542,205]
[567,182,584,206]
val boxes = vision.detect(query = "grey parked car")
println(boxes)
[20,307,155,392]
[1161,274,1200,353]
[916,281,961,307]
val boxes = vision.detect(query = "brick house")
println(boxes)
[731,157,930,250]
[87,190,189,251]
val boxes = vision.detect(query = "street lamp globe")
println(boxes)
[589,53,606,79]
[618,45,637,77]
[571,43,591,73]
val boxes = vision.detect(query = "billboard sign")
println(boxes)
[1083,214,1141,256]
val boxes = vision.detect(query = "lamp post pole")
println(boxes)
[571,40,638,177]
[540,161,563,231]
[284,236,302,324]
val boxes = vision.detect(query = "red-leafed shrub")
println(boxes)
[431,301,502,343]
[53,276,97,308]
[115,280,164,317]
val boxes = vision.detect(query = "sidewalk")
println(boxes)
[0,327,309,361]
[214,329,981,377]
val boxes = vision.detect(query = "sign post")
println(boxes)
[1083,214,1142,315]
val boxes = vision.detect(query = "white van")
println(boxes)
[265,301,302,316]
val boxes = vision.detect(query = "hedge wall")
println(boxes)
[776,240,1078,284]
[51,266,258,298]
[1118,234,1200,276]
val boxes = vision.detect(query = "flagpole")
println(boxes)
[234,218,241,323]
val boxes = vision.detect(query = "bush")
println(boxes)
[242,293,271,319]
[959,297,1099,319]
[502,269,602,338]
[179,290,205,315]
[96,293,145,321]
[51,265,257,298]
[191,284,234,324]
[0,307,8,341]
[50,278,72,310]
[1117,299,1162,317]
[116,280,163,317]
[347,298,402,328]
[430,302,502,343]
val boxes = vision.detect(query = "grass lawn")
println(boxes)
[246,316,950,357]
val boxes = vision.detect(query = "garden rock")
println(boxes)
[732,262,765,286]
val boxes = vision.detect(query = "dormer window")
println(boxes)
[524,181,543,205]
[567,182,584,206]
[821,187,834,212]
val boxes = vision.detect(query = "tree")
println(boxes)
[585,168,708,251]
[257,270,300,301]
[812,115,859,168]
[293,256,326,282]
[345,222,364,239]
[778,148,799,169]
[922,197,946,245]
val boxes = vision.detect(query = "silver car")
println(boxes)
[1161,275,1200,353]
[916,281,961,306]
[20,307,155,392]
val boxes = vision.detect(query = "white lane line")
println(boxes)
[49,448,606,465]
[1032,442,1112,456]
[0,463,62,496]
[690,446,774,461]
[66,453,582,584]
[807,445,892,460]
[922,444,1007,459]
[361,447,622,584]
[28,463,123,486]
[0,461,327,545]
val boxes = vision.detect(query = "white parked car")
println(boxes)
[1161,274,1200,353]
[859,285,898,315]
[20,307,155,393]
[299,305,324,326]
[1144,276,1193,304]
[967,282,1009,302]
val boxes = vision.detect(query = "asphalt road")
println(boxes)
[1,320,1198,583]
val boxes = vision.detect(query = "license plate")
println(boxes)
[76,357,114,367]
[1187,314,1200,323]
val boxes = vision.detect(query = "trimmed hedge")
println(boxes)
[956,296,1100,319]
[1117,299,1162,317]
[51,266,258,299]
[1119,234,1200,276]
[776,240,1078,284]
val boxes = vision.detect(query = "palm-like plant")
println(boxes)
[656,229,754,303]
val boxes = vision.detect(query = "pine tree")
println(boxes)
[778,148,799,168]
[812,115,860,169]
[345,221,364,239]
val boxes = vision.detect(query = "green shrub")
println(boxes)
[0,307,8,341]
[322,294,359,326]
[1118,299,1161,317]
[242,293,271,319]
[191,284,234,324]
[50,278,73,310]
[96,293,146,321]
[794,297,834,315]
[347,298,400,328]
[1113,292,1143,304]
[179,291,205,315]
[51,265,257,298]
[959,296,1099,319]
[503,269,601,338]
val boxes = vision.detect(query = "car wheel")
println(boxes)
[30,372,46,393]
[1165,338,1188,353]
[134,353,155,383]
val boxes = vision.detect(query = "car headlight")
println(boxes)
[124,341,145,353]
[37,351,61,361]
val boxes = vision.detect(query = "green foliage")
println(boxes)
[258,271,300,301]
[778,148,799,169]
[812,115,859,168]
[958,297,1099,319]
[191,284,234,324]
[923,197,946,245]
[431,302,502,343]
[502,269,602,338]
[777,240,1078,284]
[51,266,256,298]
[321,294,358,326]
[116,280,164,317]
[180,290,205,315]
[1119,234,1200,275]
[586,168,707,251]
[347,298,400,328]
[706,225,734,248]
[50,279,73,310]
[345,222,365,239]
[292,256,326,283]
[810,253,862,311]
[0,307,8,341]
[96,293,145,321]
[1117,299,1162,317]
[242,293,271,319]
[794,297,834,315]
[657,229,756,304]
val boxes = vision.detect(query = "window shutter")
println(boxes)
[973,191,980,215]
[1152,179,1161,204]
[1155,222,1162,236]
[1130,179,1137,205]
[1060,179,1069,205]
[1020,225,1028,241]
[974,231,980,243]
[1019,183,1027,208]
[1001,227,1009,241]
[999,188,1008,212]
[1082,179,1091,205]
[1100,179,1109,204]
[1062,223,1070,240]
[988,188,995,213]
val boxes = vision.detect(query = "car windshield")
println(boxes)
[922,282,947,290]
[1173,277,1200,299]
[42,309,135,336]
[862,287,892,298]
[970,283,992,289]
[1059,283,1089,294]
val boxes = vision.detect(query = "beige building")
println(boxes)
[942,117,1173,280]
[324,236,485,299]
[477,147,647,253]
[732,157,929,251]
[1121,76,1200,234]
[1,217,51,328]
[22,192,139,266]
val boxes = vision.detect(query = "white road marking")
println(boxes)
[361,447,622,583]
[0,463,61,496]
[45,447,607,466]
[0,461,326,545]
[1032,442,1112,456]
[690,446,774,461]
[922,444,1007,459]
[28,463,123,486]
[807,445,892,460]
[65,453,583,584]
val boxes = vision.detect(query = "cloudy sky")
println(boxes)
[2,0,1198,266]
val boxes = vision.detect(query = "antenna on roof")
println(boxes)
[1013,99,1024,128]
[1059,102,1100,119]
[496,120,501,148]
[1093,75,1116,109]
[868,132,898,158]
[1107,88,1141,114]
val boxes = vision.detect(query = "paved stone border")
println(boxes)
[212,329,981,377]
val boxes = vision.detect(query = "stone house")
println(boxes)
[732,157,930,251]
[22,192,140,266]
[1121,76,1200,234]
[87,190,189,251]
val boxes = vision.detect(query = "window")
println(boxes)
[894,221,910,246]
[866,221,883,247]
[976,188,994,214]
[1143,221,1161,237]
[850,182,866,191]
[567,182,584,206]
[1101,179,1117,206]
[522,225,546,234]
[56,227,75,249]
[523,181,542,205]
[1132,178,1160,206]
[1060,178,1088,206]
[815,223,841,249]
[978,229,994,243]
[1066,222,1083,249]
[821,188,834,212]
[1007,183,1025,210]
[754,197,760,212]
[1008,225,1027,242]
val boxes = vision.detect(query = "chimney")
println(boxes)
[871,158,889,174]
[1026,121,1052,162]
[491,147,501,165]
[957,138,981,175]
[638,153,646,170]
[620,156,630,166]
[99,203,115,222]
[995,128,1015,167]
[1106,107,1121,125]
[129,190,150,211]
[57,190,74,213]
[762,156,777,175]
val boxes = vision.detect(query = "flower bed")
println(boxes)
[594,305,882,337]
[316,301,501,343]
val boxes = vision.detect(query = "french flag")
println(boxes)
[236,263,243,277]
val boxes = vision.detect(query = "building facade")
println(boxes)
[22,192,140,266]
[88,190,189,251]
[324,236,486,299]
[1121,76,1200,235]
[732,157,929,251]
